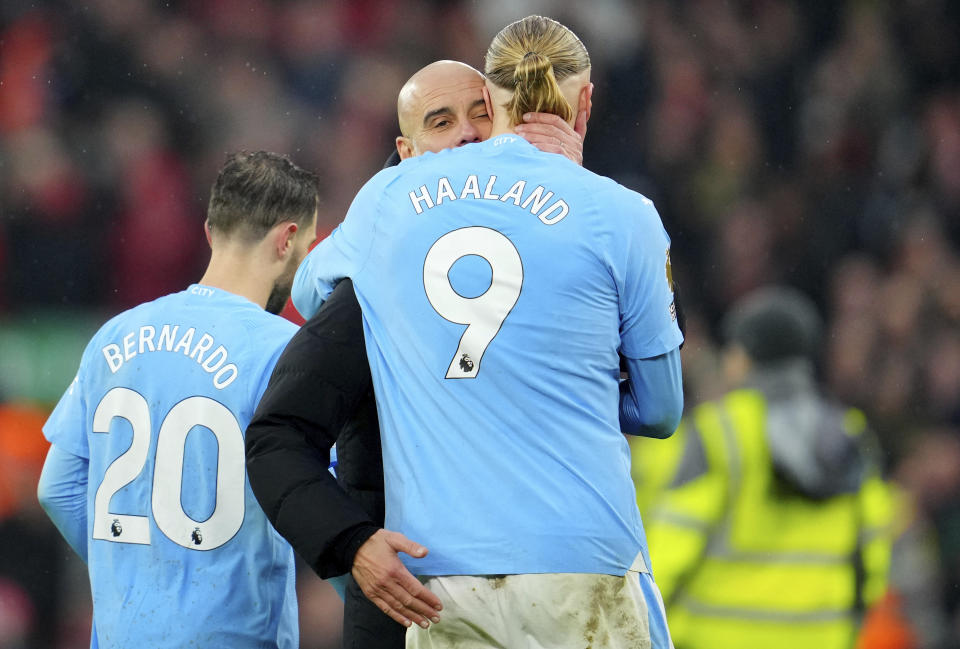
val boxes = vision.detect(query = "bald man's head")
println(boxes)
[395,60,492,160]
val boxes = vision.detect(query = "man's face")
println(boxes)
[396,63,492,159]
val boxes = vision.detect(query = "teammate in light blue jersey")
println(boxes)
[292,16,683,649]
[38,152,319,649]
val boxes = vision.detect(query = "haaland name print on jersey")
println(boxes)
[407,138,570,226]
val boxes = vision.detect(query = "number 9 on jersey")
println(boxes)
[423,227,523,379]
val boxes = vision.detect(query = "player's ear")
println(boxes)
[396,136,415,161]
[482,85,495,123]
[204,221,213,248]
[578,82,593,126]
[275,222,299,259]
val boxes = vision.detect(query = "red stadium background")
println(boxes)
[1,1,958,647]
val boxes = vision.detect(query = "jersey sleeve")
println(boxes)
[291,170,391,320]
[615,194,684,359]
[37,443,90,561]
[42,337,99,459]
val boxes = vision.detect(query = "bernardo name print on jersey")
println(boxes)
[101,324,238,389]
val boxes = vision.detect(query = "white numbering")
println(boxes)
[423,227,523,378]
[92,388,152,545]
[92,388,245,551]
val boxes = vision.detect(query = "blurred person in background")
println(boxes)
[247,57,588,649]
[633,285,894,649]
[36,151,319,649]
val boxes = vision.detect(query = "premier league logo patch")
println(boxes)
[192,527,203,546]
[111,519,123,537]
[459,354,475,373]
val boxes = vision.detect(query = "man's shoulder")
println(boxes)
[93,291,185,339]
[94,290,294,344]
[573,167,656,209]
[241,309,299,341]
[359,161,410,197]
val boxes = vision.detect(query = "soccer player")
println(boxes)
[37,151,319,649]
[284,15,683,648]
[246,59,589,649]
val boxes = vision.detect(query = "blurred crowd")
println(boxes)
[0,0,958,647]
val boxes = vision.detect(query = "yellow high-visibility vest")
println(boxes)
[636,389,894,649]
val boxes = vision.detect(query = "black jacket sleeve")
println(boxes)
[246,279,380,578]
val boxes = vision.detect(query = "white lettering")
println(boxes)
[213,364,239,389]
[436,177,457,206]
[202,346,228,373]
[101,326,236,389]
[102,344,123,373]
[123,332,137,361]
[538,199,569,225]
[405,175,571,222]
[460,175,481,199]
[190,334,215,362]
[409,185,434,214]
[139,325,156,353]
[482,175,499,200]
[173,327,196,355]
[157,325,179,351]
[500,180,526,206]
[521,185,554,215]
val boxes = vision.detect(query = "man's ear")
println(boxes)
[482,85,495,122]
[275,222,299,259]
[578,82,593,125]
[204,221,213,247]
[396,136,415,161]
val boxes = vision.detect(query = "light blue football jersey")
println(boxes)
[293,135,683,576]
[43,285,299,649]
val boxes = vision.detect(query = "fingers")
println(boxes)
[369,592,416,628]
[523,143,565,156]
[352,530,443,629]
[517,114,578,140]
[362,569,442,629]
[397,569,443,614]
[384,530,429,559]
[519,111,567,127]
[514,122,573,140]
[515,112,584,165]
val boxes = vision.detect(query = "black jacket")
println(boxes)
[245,278,384,577]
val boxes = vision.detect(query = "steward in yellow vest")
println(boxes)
[636,286,894,649]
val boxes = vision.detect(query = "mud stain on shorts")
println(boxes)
[583,575,648,649]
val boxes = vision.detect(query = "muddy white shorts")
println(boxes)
[405,570,673,649]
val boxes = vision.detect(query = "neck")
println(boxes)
[198,244,272,309]
[489,118,517,138]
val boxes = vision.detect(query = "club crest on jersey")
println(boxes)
[192,527,203,545]
[111,519,122,537]
[665,248,674,288]
[666,248,677,321]
[459,354,475,373]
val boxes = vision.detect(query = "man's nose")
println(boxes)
[459,121,481,145]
